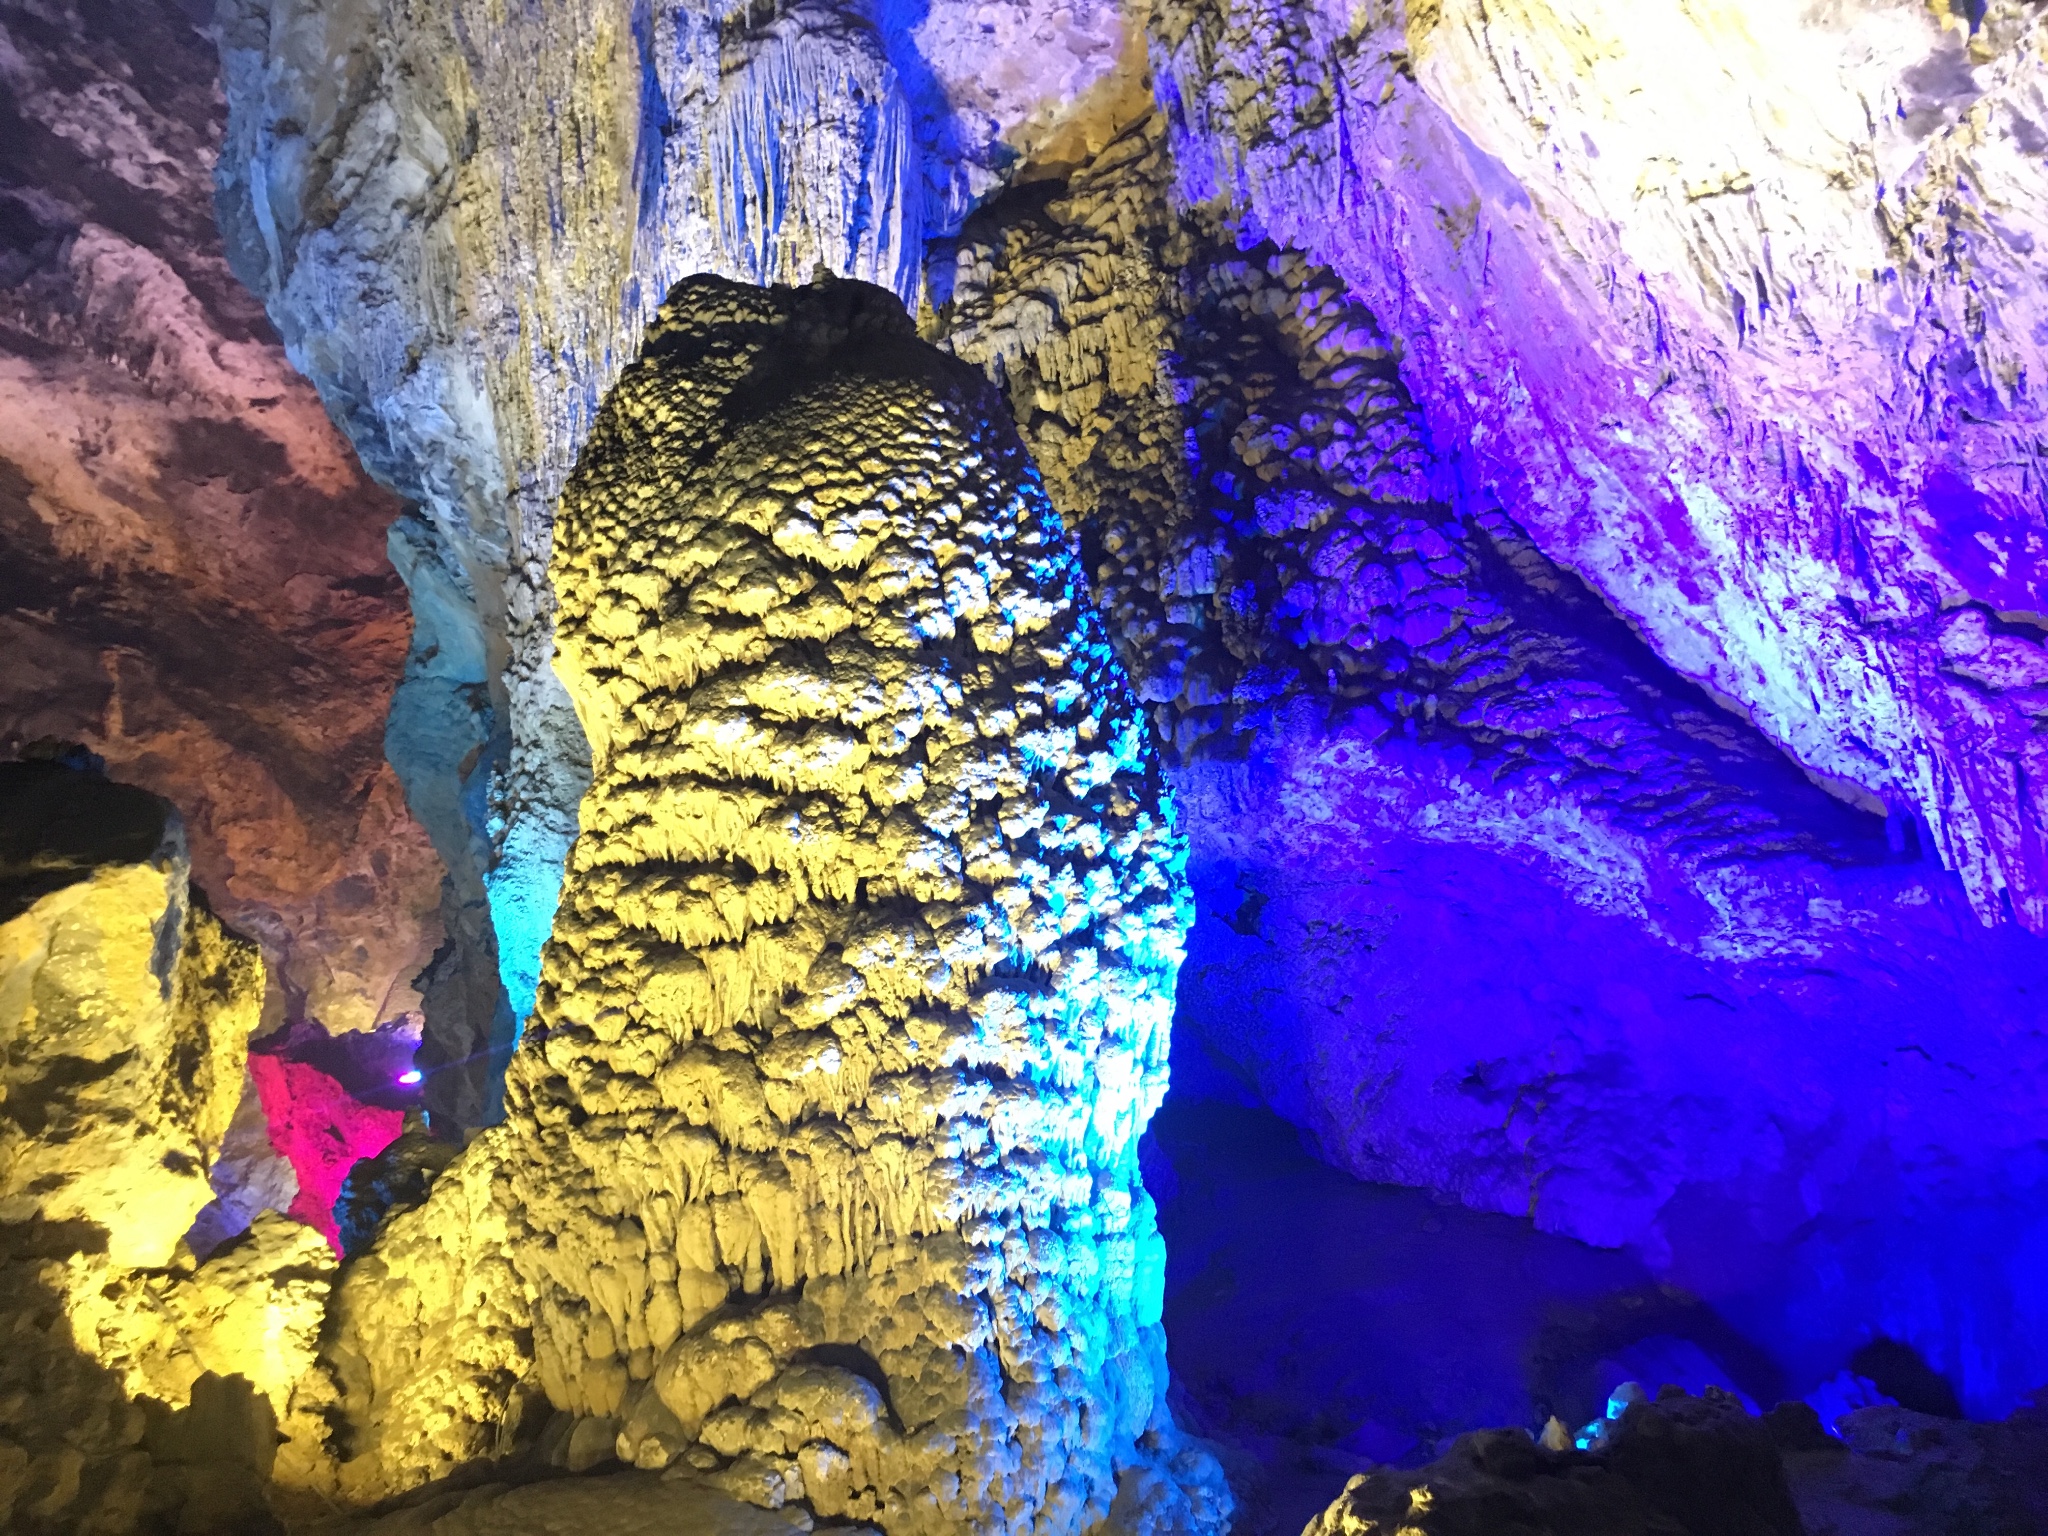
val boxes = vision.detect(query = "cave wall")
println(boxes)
[0,0,442,1041]
[1147,0,2048,926]
[0,0,2045,1525]
[933,89,2048,1416]
[195,0,2048,1427]
[0,764,336,1533]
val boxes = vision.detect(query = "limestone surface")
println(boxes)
[1148,0,2048,929]
[0,0,443,1040]
[212,0,1148,1117]
[0,764,335,1534]
[305,276,1226,1536]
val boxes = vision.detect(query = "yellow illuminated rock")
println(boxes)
[0,855,252,1268]
[308,277,1228,1535]
[65,1213,334,1419]
[0,765,327,1534]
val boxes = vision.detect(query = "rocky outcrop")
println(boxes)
[0,0,442,1041]
[0,763,253,1263]
[1147,0,2048,929]
[1788,1399,2048,1536]
[1302,1390,1801,1536]
[1295,1391,2048,1536]
[0,763,335,1534]
[332,1119,459,1259]
[291,277,1225,1535]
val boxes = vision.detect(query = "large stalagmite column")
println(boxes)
[317,276,1227,1535]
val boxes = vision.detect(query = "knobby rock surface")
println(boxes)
[0,764,335,1534]
[302,278,1228,1536]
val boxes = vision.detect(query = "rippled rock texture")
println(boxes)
[0,0,442,1041]
[290,278,1226,1535]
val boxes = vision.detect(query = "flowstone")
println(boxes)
[316,276,1229,1536]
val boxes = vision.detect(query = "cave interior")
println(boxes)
[3,0,2048,1532]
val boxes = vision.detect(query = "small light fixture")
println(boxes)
[398,1069,423,1086]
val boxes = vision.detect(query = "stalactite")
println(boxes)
[712,5,924,305]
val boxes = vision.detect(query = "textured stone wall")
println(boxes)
[0,0,443,1042]
[296,277,1226,1535]
[930,97,2048,1418]
[1147,0,2048,928]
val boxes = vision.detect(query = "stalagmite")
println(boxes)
[309,276,1229,1536]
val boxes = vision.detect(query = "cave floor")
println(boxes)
[1147,1083,1778,1535]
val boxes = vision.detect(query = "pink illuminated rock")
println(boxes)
[249,1051,405,1253]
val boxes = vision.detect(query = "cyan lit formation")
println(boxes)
[294,277,1227,1533]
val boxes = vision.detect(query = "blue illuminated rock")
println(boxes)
[935,90,2048,1423]
[305,277,1227,1535]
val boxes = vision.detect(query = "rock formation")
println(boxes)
[0,763,253,1264]
[211,0,1162,1125]
[201,0,2048,1443]
[11,0,2048,1529]
[1295,1387,2048,1536]
[1301,1389,1803,1536]
[291,277,1226,1535]
[0,762,334,1533]
[1147,0,2048,928]
[930,91,2048,1416]
[0,0,444,1045]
